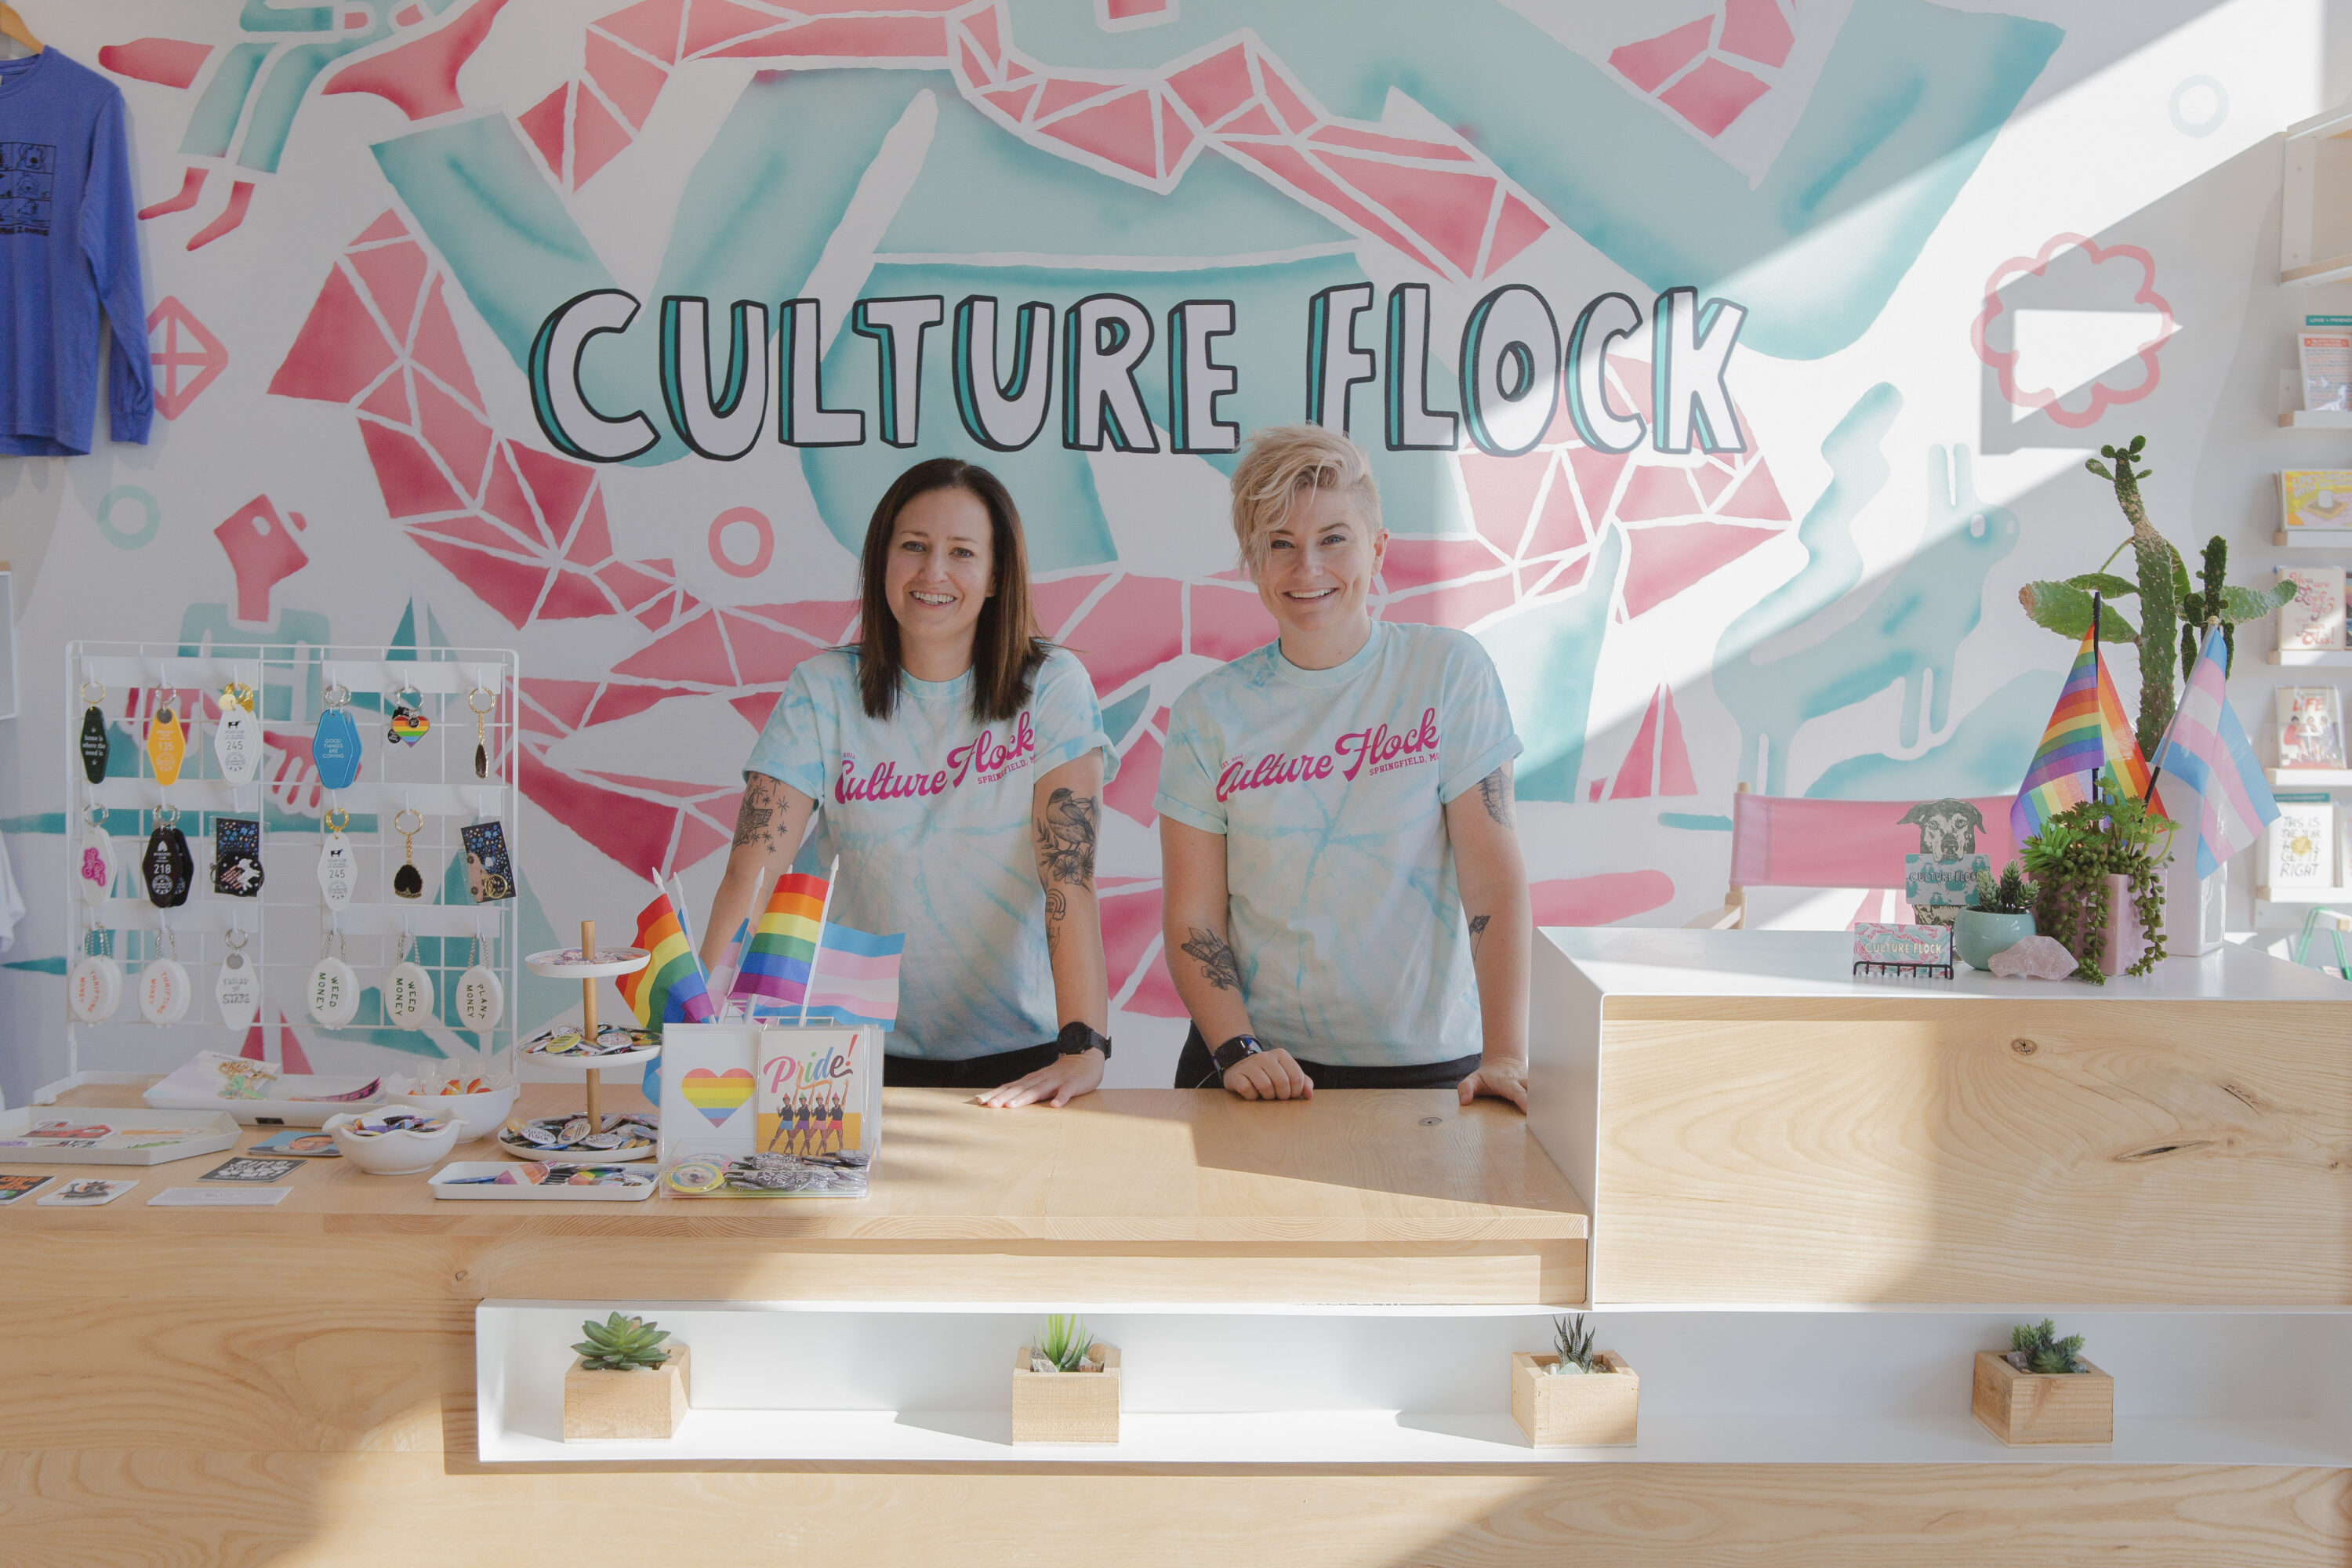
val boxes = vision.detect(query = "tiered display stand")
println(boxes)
[519,923,654,1149]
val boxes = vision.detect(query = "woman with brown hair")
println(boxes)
[701,457,1117,1107]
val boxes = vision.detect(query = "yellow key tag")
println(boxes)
[146,694,187,787]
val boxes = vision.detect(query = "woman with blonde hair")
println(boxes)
[704,456,1117,1108]
[1155,426,1530,1108]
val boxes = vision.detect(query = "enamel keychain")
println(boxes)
[67,924,123,1024]
[76,806,115,905]
[387,681,429,746]
[145,683,187,787]
[386,928,434,1029]
[139,924,192,1025]
[78,679,109,783]
[317,807,357,908]
[308,923,358,1027]
[216,926,261,1031]
[467,681,496,780]
[213,677,261,786]
[392,806,426,899]
[455,928,503,1031]
[143,804,194,909]
[312,681,362,791]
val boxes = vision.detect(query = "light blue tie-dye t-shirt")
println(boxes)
[1153,621,1521,1069]
[744,646,1114,1061]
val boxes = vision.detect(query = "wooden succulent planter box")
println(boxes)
[1010,1342,1121,1445]
[1971,1350,2113,1445]
[562,1345,691,1441]
[1510,1350,1639,1446]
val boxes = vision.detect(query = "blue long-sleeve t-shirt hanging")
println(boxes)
[0,49,152,456]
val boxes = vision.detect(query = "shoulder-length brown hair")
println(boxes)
[855,456,1049,723]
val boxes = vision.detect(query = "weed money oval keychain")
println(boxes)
[68,929,122,1024]
[385,935,434,1029]
[308,931,358,1027]
[216,928,261,1031]
[143,806,194,909]
[76,807,115,905]
[455,935,503,1030]
[311,683,362,792]
[316,808,357,909]
[145,686,187,787]
[78,680,110,784]
[213,679,261,786]
[140,931,191,1025]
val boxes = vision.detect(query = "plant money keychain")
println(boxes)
[145,684,187,787]
[467,682,496,779]
[455,931,503,1030]
[387,681,429,746]
[76,806,115,905]
[308,924,358,1027]
[316,807,357,908]
[216,926,261,1031]
[213,677,261,786]
[392,807,426,899]
[143,804,194,909]
[139,925,192,1025]
[312,681,362,791]
[78,679,110,783]
[385,931,434,1029]
[67,924,122,1024]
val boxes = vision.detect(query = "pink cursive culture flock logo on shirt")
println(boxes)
[836,712,1036,803]
[1216,707,1439,802]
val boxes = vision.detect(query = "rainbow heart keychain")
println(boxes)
[311,682,361,792]
[212,678,261,786]
[387,681,430,746]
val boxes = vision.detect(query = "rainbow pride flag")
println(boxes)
[614,888,715,1035]
[2009,624,2151,844]
[732,873,905,1028]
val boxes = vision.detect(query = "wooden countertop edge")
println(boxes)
[0,1214,1588,1242]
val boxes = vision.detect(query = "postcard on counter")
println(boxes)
[150,1186,291,1207]
[249,1130,342,1159]
[0,1174,55,1206]
[38,1178,138,1207]
[198,1156,303,1184]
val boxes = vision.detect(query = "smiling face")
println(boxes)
[1252,483,1387,663]
[883,485,996,673]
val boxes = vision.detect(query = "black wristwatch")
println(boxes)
[1210,1033,1264,1073]
[1056,1021,1112,1061]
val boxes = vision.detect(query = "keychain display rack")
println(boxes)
[61,641,522,1086]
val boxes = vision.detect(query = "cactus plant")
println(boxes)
[1971,860,2034,916]
[572,1311,673,1372]
[2010,1318,2088,1375]
[1034,1312,1096,1373]
[1545,1313,1611,1375]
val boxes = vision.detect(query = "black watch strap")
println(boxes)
[1210,1033,1263,1073]
[1056,1021,1112,1060]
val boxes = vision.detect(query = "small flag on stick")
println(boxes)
[2010,621,2151,844]
[615,886,715,1034]
[2151,626,2280,877]
[731,869,905,1029]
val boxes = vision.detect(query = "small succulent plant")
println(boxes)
[1545,1313,1609,1376]
[573,1311,673,1372]
[1972,861,2034,915]
[1034,1313,1096,1374]
[2010,1319,2087,1375]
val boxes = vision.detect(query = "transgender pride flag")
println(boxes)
[732,872,906,1029]
[2010,623,2151,844]
[2152,626,2279,877]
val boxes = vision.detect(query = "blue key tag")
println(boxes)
[312,684,361,792]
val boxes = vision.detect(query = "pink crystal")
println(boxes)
[1988,935,2077,980]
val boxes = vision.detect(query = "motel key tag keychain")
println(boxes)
[143,804,194,909]
[317,808,358,908]
[308,926,359,1028]
[213,678,261,786]
[312,682,362,792]
[385,931,434,1029]
[455,933,503,1030]
[76,806,116,905]
[78,680,110,783]
[216,927,261,1032]
[145,684,188,787]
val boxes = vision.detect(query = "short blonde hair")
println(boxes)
[1228,424,1382,573]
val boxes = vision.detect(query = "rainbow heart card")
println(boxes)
[680,1067,754,1128]
[655,1023,760,1163]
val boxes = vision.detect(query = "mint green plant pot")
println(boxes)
[1955,909,2037,970]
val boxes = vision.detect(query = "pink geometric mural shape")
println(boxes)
[1099,884,1184,1018]
[1654,686,1697,795]
[413,515,539,556]
[1316,152,1494,276]
[1104,0,1174,20]
[1657,56,1769,137]
[1257,65,1320,135]
[1530,871,1675,927]
[962,4,1002,64]
[522,747,700,884]
[409,278,485,408]
[958,38,995,90]
[682,0,785,57]
[1563,444,1628,524]
[586,683,692,727]
[1066,575,1183,693]
[1614,463,1702,523]
[1040,92,1162,179]
[322,0,514,121]
[1218,104,1281,138]
[1609,16,1711,93]
[1379,538,1504,594]
[1186,583,1274,662]
[1228,143,1429,269]
[1034,74,1123,120]
[350,241,430,337]
[138,167,207,221]
[738,598,859,644]
[1105,729,1162,826]
[1380,573,1519,628]
[99,37,212,89]
[586,29,670,128]
[1619,521,1777,618]
[712,16,946,60]
[598,0,687,63]
[409,535,549,626]
[730,692,778,728]
[1610,687,1663,800]
[480,448,540,541]
[358,370,414,423]
[1690,462,1733,506]
[719,610,826,682]
[1457,451,1549,552]
[982,81,1041,119]
[358,419,466,518]
[615,606,738,684]
[518,84,571,176]
[537,565,622,620]
[1486,193,1551,272]
[524,679,601,735]
[1719,0,1794,68]
[355,210,411,245]
[1717,463,1790,521]
[215,496,310,626]
[1313,125,1473,163]
[1156,96,1195,169]
[1166,45,1254,125]
[267,270,390,404]
[145,298,228,419]
[511,445,594,550]
[1032,573,1112,637]
[564,490,615,564]
[1525,466,1597,560]
[415,376,495,503]
[569,88,635,185]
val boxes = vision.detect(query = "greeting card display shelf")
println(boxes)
[53,641,521,1101]
[2268,648,2352,666]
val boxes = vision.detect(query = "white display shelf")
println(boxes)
[2268,648,2352,665]
[2269,768,2352,787]
[2255,884,2350,905]
[2281,102,2352,285]
[2274,528,2352,543]
[2275,408,2352,426]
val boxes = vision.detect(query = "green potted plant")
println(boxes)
[1972,1319,2112,1445]
[1955,861,2037,970]
[1011,1312,1120,1444]
[2019,793,2173,982]
[1511,1313,1637,1446]
[562,1311,690,1440]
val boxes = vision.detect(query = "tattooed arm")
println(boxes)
[699,771,818,975]
[1160,818,1312,1099]
[1443,760,1531,1112]
[981,753,1109,1109]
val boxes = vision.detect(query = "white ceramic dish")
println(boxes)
[392,1081,521,1141]
[427,1161,658,1201]
[323,1103,463,1174]
[495,1126,657,1162]
[524,946,651,980]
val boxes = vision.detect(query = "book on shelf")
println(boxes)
[2278,686,2347,769]
[2279,470,2352,532]
[2301,315,2352,412]
[2278,565,2347,652]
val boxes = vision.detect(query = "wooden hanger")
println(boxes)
[0,5,41,54]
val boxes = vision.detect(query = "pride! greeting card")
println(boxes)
[756,1025,871,1158]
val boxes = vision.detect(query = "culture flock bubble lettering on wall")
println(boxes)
[10,0,2122,1083]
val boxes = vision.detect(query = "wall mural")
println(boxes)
[9,0,2283,1084]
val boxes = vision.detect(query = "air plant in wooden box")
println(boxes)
[1512,1314,1637,1446]
[1972,1319,2112,1446]
[1011,1313,1121,1444]
[562,1312,691,1441]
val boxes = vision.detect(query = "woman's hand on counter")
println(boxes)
[1457,1057,1529,1113]
[975,1047,1105,1109]
[1224,1047,1313,1101]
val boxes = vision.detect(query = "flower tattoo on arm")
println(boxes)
[733,774,780,851]
[1181,926,1242,992]
[1035,788,1098,886]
